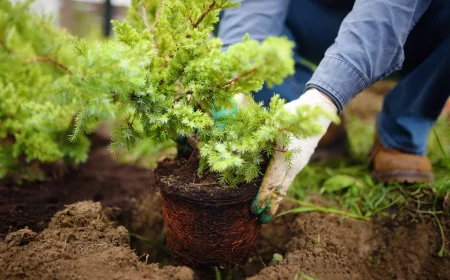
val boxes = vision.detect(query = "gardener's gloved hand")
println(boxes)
[251,88,338,223]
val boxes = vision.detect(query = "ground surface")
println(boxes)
[1,138,449,279]
[252,210,450,280]
[0,201,193,280]
[1,85,449,279]
[0,134,156,239]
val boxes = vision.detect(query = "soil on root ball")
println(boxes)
[155,157,261,269]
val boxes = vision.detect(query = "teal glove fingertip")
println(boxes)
[251,191,272,215]
[251,194,273,223]
[211,99,239,130]
[251,197,264,214]
[258,208,273,224]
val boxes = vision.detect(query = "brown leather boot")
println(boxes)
[368,136,433,184]
[311,113,350,163]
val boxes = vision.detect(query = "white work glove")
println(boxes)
[251,88,338,223]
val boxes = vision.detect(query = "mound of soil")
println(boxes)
[251,211,450,280]
[0,201,193,280]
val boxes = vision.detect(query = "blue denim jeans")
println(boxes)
[254,0,450,156]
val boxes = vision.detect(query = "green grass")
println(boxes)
[278,199,370,221]
[289,116,450,214]
[128,232,171,264]
[294,273,317,280]
[286,116,450,256]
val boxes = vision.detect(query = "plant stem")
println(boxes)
[128,232,168,253]
[151,0,163,30]
[0,39,12,53]
[432,213,448,257]
[218,64,261,89]
[278,199,370,221]
[417,210,444,215]
[140,5,157,48]
[30,56,73,74]
[372,196,403,215]
[193,1,216,28]
[214,266,222,280]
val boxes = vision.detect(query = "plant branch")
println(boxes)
[0,39,13,54]
[140,5,157,48]
[218,64,261,89]
[187,15,194,26]
[151,0,163,30]
[193,0,216,28]
[30,56,73,75]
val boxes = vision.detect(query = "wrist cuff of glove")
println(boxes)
[300,88,338,115]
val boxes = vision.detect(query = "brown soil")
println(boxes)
[155,157,261,204]
[1,134,449,279]
[251,211,450,280]
[0,201,194,280]
[0,133,156,239]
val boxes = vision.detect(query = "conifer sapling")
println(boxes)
[69,0,339,186]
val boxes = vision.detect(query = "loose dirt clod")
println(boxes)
[0,201,194,280]
[4,227,37,247]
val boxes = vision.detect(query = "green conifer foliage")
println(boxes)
[0,1,89,181]
[0,0,337,184]
[69,0,338,186]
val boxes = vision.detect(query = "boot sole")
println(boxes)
[371,170,434,184]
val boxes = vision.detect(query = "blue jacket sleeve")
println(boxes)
[306,0,432,112]
[218,0,290,49]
